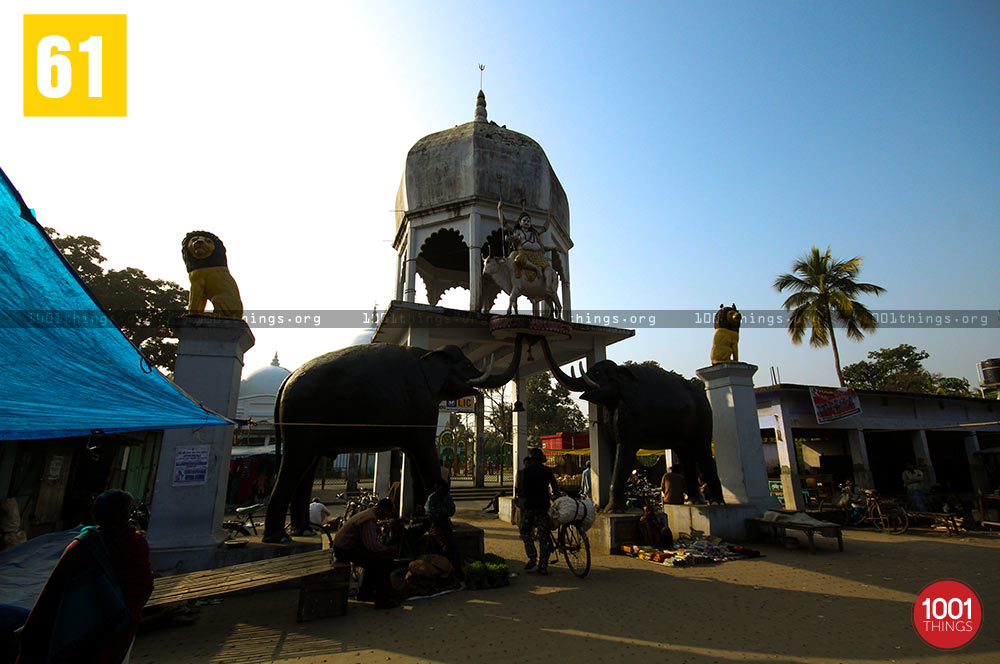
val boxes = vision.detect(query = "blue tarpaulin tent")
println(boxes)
[0,166,230,439]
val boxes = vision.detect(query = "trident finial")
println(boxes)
[478,63,485,89]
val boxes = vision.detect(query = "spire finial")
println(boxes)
[271,352,280,367]
[475,64,488,122]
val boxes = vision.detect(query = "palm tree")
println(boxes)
[773,246,886,386]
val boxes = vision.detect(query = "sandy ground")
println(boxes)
[130,502,1000,664]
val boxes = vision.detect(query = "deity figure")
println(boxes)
[497,197,550,282]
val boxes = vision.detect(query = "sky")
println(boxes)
[3,1,998,391]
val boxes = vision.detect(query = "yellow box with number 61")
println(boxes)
[23,14,126,117]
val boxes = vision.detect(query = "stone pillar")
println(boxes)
[404,238,418,303]
[399,453,416,517]
[147,316,254,574]
[511,369,528,493]
[474,394,485,487]
[469,212,482,312]
[586,342,612,507]
[772,408,804,510]
[373,451,392,497]
[559,251,571,321]
[395,251,405,301]
[964,432,988,495]
[911,429,937,486]
[695,362,776,510]
[847,428,874,489]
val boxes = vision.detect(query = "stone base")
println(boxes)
[150,537,321,575]
[662,503,764,542]
[588,512,642,555]
[411,522,485,561]
[498,496,516,525]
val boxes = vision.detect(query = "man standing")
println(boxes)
[332,498,399,609]
[902,461,929,512]
[580,461,592,499]
[516,448,560,575]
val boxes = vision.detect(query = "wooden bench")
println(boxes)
[146,549,351,622]
[745,518,844,554]
[908,511,963,536]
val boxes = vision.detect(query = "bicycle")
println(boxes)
[820,483,908,534]
[538,520,591,578]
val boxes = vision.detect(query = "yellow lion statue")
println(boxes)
[710,303,741,363]
[181,231,243,319]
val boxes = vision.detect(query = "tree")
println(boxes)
[481,373,588,447]
[525,374,587,444]
[843,344,976,396]
[774,246,886,386]
[47,228,189,372]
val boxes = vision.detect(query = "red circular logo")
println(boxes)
[912,579,983,650]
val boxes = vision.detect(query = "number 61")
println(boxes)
[37,35,102,99]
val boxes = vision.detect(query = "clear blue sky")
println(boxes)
[3,1,997,388]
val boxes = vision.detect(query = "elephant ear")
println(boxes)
[419,348,454,395]
[620,365,639,382]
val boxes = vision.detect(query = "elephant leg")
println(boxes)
[288,454,321,534]
[697,451,725,505]
[677,450,704,503]
[406,434,441,512]
[263,439,318,542]
[605,441,631,513]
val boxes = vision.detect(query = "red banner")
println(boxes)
[809,386,862,423]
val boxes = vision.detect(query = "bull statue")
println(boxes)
[483,253,562,318]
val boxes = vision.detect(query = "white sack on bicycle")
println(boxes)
[549,496,596,531]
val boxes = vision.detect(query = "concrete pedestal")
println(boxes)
[147,316,254,574]
[662,503,763,542]
[696,362,780,512]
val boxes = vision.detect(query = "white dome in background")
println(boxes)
[239,353,290,400]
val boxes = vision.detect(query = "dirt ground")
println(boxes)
[130,503,1000,664]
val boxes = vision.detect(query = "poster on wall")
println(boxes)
[809,387,862,423]
[172,445,210,486]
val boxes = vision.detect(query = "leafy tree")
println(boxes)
[774,246,886,386]
[525,374,587,444]
[47,228,188,372]
[481,374,587,447]
[843,344,976,396]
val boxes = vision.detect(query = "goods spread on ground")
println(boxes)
[621,537,761,567]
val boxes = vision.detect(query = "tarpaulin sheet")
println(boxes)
[0,167,229,439]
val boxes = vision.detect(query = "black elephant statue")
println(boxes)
[263,339,523,542]
[540,338,724,512]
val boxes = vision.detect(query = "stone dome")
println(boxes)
[239,353,290,398]
[394,91,570,239]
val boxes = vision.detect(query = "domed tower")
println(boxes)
[236,353,290,445]
[393,91,573,317]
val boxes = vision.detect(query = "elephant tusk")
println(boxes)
[468,354,496,385]
[572,362,599,389]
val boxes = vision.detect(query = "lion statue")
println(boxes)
[181,231,243,319]
[710,303,742,363]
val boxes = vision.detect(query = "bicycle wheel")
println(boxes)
[884,507,909,535]
[560,524,591,578]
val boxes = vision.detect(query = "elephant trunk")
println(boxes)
[539,337,595,392]
[468,334,525,389]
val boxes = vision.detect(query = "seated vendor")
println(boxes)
[332,498,399,609]
[424,478,462,575]
[639,504,674,550]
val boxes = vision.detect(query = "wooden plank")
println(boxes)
[148,550,346,607]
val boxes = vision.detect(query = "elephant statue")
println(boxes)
[539,338,724,512]
[263,339,524,542]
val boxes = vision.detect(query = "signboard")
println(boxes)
[809,386,862,423]
[440,397,476,413]
[172,445,210,486]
